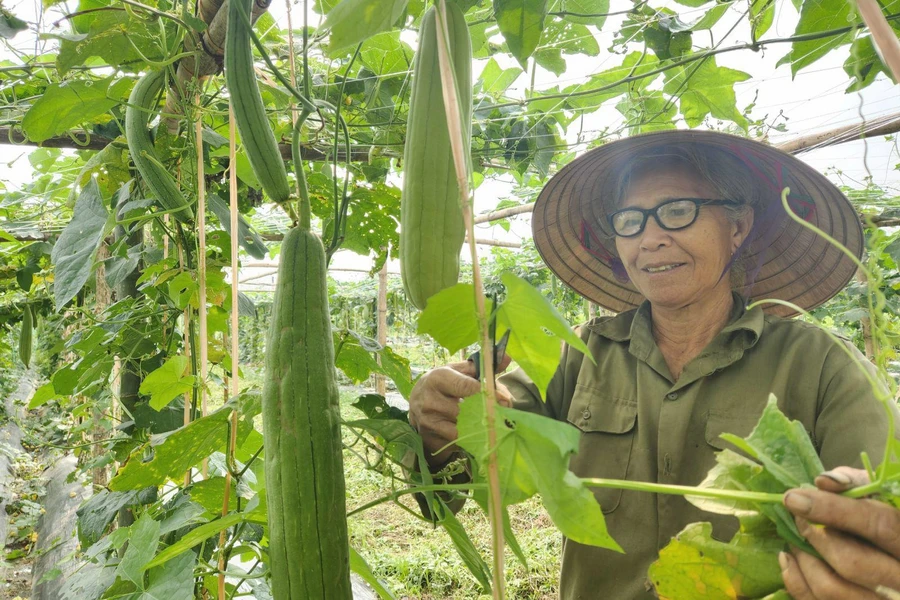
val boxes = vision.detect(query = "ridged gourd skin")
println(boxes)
[262,227,352,600]
[19,305,32,368]
[400,3,472,310]
[124,70,194,222]
[225,0,291,204]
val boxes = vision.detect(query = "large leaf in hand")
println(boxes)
[648,520,784,600]
[457,394,621,550]
[51,178,110,310]
[22,78,130,142]
[140,355,196,411]
[661,54,750,129]
[495,273,592,399]
[719,395,823,489]
[323,0,409,54]
[417,283,491,354]
[494,0,549,67]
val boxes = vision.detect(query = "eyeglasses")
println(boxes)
[608,198,738,238]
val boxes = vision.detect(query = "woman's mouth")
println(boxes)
[642,263,685,273]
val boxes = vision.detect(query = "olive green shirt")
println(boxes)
[499,296,900,600]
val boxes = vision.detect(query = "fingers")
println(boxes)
[784,489,900,560]
[793,515,900,592]
[780,551,816,600]
[781,548,882,600]
[814,467,871,493]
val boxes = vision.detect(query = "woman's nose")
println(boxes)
[639,216,671,250]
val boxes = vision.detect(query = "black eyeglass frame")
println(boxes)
[607,197,739,238]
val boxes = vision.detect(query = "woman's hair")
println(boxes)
[606,143,760,287]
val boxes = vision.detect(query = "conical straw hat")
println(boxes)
[532,130,863,317]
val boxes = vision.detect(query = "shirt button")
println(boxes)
[666,392,678,400]
[582,408,591,420]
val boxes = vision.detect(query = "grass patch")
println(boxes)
[339,387,561,600]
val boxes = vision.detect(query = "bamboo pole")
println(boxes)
[376,258,388,395]
[434,1,505,595]
[196,94,210,478]
[218,104,241,600]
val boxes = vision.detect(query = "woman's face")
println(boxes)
[614,165,752,311]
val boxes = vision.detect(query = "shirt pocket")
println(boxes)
[566,384,638,514]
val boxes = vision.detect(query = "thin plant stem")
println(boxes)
[580,478,784,504]
[195,92,210,480]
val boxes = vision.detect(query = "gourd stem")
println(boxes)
[292,108,313,231]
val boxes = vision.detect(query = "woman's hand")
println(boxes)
[779,467,900,600]
[408,356,512,469]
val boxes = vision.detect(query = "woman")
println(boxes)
[408,130,900,599]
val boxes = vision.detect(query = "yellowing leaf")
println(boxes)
[140,356,195,411]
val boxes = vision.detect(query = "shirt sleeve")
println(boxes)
[815,339,900,470]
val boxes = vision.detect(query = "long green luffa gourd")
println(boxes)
[261,227,351,599]
[400,2,473,309]
[224,0,351,597]
[225,0,291,204]
[125,70,194,222]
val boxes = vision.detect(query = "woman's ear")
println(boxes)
[732,207,754,251]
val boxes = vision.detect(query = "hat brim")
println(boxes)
[532,130,863,317]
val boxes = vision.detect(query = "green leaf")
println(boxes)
[661,54,750,129]
[360,31,414,75]
[495,273,592,399]
[105,244,142,289]
[417,283,490,354]
[76,488,155,547]
[22,78,129,142]
[477,57,523,96]
[0,7,28,39]
[719,395,823,489]
[457,396,621,550]
[28,382,58,409]
[324,0,409,54]
[438,509,493,592]
[56,8,166,74]
[379,345,415,399]
[352,393,409,422]
[140,355,195,411]
[188,477,236,515]
[138,550,195,599]
[110,409,232,491]
[648,521,784,599]
[749,0,775,39]
[844,35,895,91]
[144,513,249,570]
[534,47,565,75]
[117,512,160,588]
[779,0,854,76]
[495,0,549,67]
[561,51,659,111]
[350,546,397,599]
[616,90,677,135]
[51,178,110,310]
[688,3,728,31]
[208,194,268,260]
[559,0,608,27]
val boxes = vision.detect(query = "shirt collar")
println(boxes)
[587,292,765,348]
